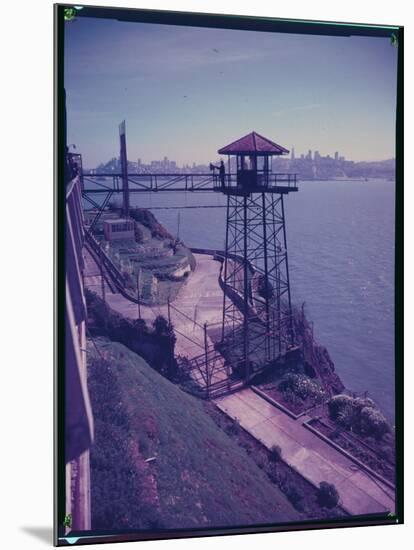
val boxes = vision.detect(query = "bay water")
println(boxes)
[88,179,396,421]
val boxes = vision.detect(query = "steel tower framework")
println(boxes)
[217,132,298,382]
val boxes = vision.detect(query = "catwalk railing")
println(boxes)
[81,171,298,195]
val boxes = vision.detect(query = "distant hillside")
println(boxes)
[87,337,298,531]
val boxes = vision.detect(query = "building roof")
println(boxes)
[104,218,133,225]
[218,131,289,156]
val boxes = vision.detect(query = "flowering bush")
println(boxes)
[278,373,326,404]
[360,406,390,439]
[328,394,390,439]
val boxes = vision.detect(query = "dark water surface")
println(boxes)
[97,179,396,421]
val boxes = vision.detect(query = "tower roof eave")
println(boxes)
[218,131,289,155]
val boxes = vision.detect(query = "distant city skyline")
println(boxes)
[90,147,392,171]
[65,17,398,167]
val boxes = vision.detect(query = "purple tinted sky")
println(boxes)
[65,17,398,167]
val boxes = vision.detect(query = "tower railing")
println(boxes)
[212,172,298,193]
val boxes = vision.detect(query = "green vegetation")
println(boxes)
[269,444,282,462]
[254,365,328,416]
[63,514,72,528]
[278,372,326,405]
[328,394,391,440]
[129,207,173,240]
[317,482,340,509]
[206,405,347,519]
[360,406,390,440]
[87,338,299,530]
[102,206,196,305]
[85,289,177,379]
[280,480,306,510]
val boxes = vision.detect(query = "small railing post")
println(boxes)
[136,269,141,319]
[99,245,106,303]
[167,297,171,325]
[204,322,209,398]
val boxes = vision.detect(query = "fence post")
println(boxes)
[99,262,106,303]
[204,322,209,399]
[136,269,141,319]
[99,244,106,303]
[167,298,171,325]
[193,305,198,331]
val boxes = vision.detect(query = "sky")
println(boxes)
[64,16,398,168]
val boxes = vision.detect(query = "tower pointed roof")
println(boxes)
[218,131,289,155]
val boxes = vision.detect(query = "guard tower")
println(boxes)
[215,131,298,382]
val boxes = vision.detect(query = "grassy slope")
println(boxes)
[87,337,298,531]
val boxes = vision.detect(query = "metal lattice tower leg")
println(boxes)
[221,192,294,382]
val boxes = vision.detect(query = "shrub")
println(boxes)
[226,418,241,436]
[129,208,173,240]
[328,394,391,438]
[267,468,281,485]
[176,356,192,381]
[85,287,111,328]
[317,482,339,508]
[336,403,355,429]
[328,394,354,420]
[85,290,177,379]
[360,406,390,440]
[133,318,149,334]
[153,315,173,336]
[353,396,375,412]
[269,444,282,462]
[328,394,358,429]
[278,373,326,403]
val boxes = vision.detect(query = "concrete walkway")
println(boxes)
[215,388,395,516]
[83,247,395,517]
[83,250,228,382]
